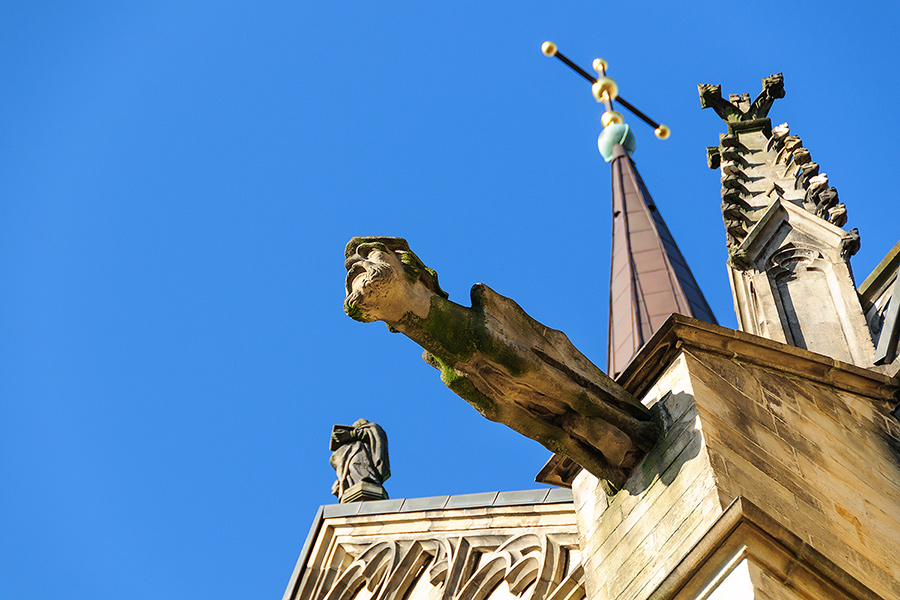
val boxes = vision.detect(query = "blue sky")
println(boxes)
[2,1,898,598]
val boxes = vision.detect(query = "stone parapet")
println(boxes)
[283,489,582,600]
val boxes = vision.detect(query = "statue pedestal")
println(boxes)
[340,482,388,503]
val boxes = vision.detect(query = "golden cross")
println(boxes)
[542,41,670,140]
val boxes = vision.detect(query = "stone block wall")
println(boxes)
[573,355,725,600]
[572,324,900,600]
[686,350,900,599]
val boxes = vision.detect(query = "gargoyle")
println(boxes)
[343,236,660,489]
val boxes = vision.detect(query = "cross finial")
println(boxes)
[541,41,670,141]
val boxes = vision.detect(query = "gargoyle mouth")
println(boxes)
[345,259,369,295]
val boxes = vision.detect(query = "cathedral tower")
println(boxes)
[287,64,900,600]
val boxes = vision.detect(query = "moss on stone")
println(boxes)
[472,320,533,378]
[427,353,495,417]
[343,301,369,322]
[345,237,392,259]
[399,251,422,284]
[399,289,537,383]
[397,297,478,367]
[397,250,448,299]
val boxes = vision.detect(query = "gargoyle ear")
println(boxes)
[420,266,449,300]
[397,248,449,300]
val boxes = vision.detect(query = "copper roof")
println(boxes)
[607,146,717,377]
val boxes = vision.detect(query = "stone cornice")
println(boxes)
[617,314,898,403]
[650,497,891,600]
[537,315,898,489]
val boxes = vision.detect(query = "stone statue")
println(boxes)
[343,237,660,490]
[329,419,390,503]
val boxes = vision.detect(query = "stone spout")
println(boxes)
[343,236,660,489]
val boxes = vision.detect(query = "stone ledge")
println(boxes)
[538,316,899,489]
[618,314,897,402]
[321,487,572,519]
[281,506,324,600]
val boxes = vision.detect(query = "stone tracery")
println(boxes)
[310,534,584,600]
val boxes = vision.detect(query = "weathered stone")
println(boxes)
[283,499,583,600]
[726,200,875,366]
[570,317,900,600]
[329,419,390,503]
[343,236,660,489]
[698,75,881,368]
[859,240,900,373]
[699,78,848,249]
[698,73,784,124]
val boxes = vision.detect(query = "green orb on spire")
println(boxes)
[598,123,636,162]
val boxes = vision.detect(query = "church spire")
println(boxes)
[607,146,717,377]
[542,43,716,377]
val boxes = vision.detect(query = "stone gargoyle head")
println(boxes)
[343,236,448,325]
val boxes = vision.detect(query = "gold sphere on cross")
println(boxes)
[654,124,671,140]
[541,41,558,57]
[601,111,625,127]
[592,58,608,73]
[592,77,618,103]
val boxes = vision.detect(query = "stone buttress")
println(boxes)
[573,316,900,600]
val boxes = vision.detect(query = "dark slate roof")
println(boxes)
[320,487,574,518]
[608,150,717,377]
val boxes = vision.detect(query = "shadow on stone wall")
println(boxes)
[622,391,703,497]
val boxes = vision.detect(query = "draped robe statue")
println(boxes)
[329,419,390,502]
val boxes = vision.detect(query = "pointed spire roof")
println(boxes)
[607,145,717,377]
[535,42,715,376]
